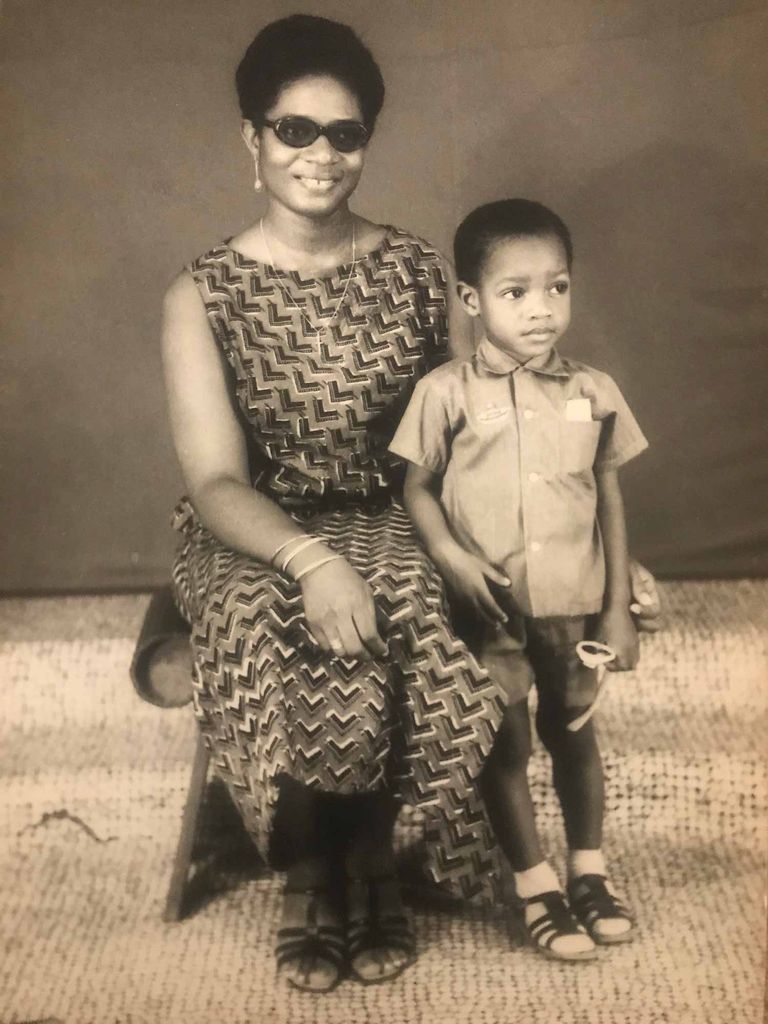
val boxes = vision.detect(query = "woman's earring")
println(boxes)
[253,160,262,193]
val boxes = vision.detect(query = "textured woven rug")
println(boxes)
[0,581,766,1024]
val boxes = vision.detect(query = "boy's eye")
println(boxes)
[550,280,569,295]
[502,287,526,300]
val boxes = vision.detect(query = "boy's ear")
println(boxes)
[456,281,481,318]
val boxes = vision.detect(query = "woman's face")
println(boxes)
[246,75,368,220]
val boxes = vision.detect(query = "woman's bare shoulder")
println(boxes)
[353,215,390,251]
[162,267,203,315]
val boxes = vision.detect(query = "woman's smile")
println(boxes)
[294,174,342,194]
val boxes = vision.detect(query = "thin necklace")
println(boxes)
[259,218,357,336]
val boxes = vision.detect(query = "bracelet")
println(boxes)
[281,536,327,573]
[293,554,345,582]
[270,535,304,566]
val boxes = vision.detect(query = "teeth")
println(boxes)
[300,177,335,189]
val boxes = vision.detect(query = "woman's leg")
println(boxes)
[341,791,414,983]
[272,777,346,992]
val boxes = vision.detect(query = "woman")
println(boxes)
[163,13,659,993]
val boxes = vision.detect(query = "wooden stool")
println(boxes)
[130,587,257,921]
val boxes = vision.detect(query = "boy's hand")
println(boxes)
[432,544,510,626]
[596,605,639,671]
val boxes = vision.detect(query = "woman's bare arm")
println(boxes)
[162,271,312,558]
[161,271,386,658]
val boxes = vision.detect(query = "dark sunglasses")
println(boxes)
[262,116,369,153]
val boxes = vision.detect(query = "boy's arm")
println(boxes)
[404,464,510,625]
[595,467,639,670]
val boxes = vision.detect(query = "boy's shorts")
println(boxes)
[477,611,600,710]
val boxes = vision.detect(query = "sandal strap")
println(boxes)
[524,891,585,951]
[346,875,415,958]
[275,931,346,971]
[276,887,347,975]
[568,875,633,924]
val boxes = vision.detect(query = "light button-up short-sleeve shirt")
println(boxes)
[389,338,648,617]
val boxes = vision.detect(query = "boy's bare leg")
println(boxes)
[535,699,634,942]
[479,699,543,870]
[535,700,604,850]
[481,700,596,959]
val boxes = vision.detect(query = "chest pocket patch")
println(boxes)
[559,419,601,473]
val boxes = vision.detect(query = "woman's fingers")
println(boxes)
[629,560,663,631]
[334,616,366,660]
[353,603,388,659]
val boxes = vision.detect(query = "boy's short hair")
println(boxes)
[453,199,573,286]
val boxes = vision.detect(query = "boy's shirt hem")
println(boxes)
[389,338,648,618]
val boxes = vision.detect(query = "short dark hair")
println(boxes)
[453,199,573,286]
[236,14,385,131]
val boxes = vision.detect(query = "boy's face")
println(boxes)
[458,234,571,362]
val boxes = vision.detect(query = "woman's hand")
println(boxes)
[300,558,388,661]
[432,544,510,627]
[596,605,639,671]
[629,560,664,633]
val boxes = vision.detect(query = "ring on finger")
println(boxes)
[329,638,344,655]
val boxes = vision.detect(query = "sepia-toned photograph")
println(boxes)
[1,2,766,1022]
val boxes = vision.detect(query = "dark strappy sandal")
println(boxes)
[523,890,598,962]
[275,887,347,993]
[346,875,416,985]
[567,874,636,945]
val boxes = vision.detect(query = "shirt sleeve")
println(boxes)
[592,373,649,472]
[388,375,452,473]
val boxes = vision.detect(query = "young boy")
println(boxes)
[390,199,648,961]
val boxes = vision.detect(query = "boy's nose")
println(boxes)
[529,302,553,319]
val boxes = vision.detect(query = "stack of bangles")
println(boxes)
[270,534,345,582]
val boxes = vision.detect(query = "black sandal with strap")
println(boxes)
[276,887,347,993]
[523,890,598,962]
[346,875,415,985]
[567,874,635,945]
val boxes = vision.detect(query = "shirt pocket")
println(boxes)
[558,419,601,474]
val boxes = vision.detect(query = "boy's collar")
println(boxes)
[474,336,570,378]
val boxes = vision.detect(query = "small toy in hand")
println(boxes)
[567,641,617,732]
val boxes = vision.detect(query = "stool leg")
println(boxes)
[163,731,211,923]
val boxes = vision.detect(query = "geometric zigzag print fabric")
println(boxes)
[187,228,450,505]
[171,229,507,902]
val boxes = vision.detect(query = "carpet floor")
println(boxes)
[0,581,765,1024]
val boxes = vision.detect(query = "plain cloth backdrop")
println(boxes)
[1,0,766,591]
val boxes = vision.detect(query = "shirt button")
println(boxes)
[528,471,540,483]
[530,541,542,552]
[523,409,535,420]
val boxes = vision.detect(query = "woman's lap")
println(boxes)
[172,500,507,899]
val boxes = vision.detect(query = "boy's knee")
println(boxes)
[487,699,532,773]
[536,700,596,753]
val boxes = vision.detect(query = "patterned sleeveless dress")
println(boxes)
[171,227,506,902]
